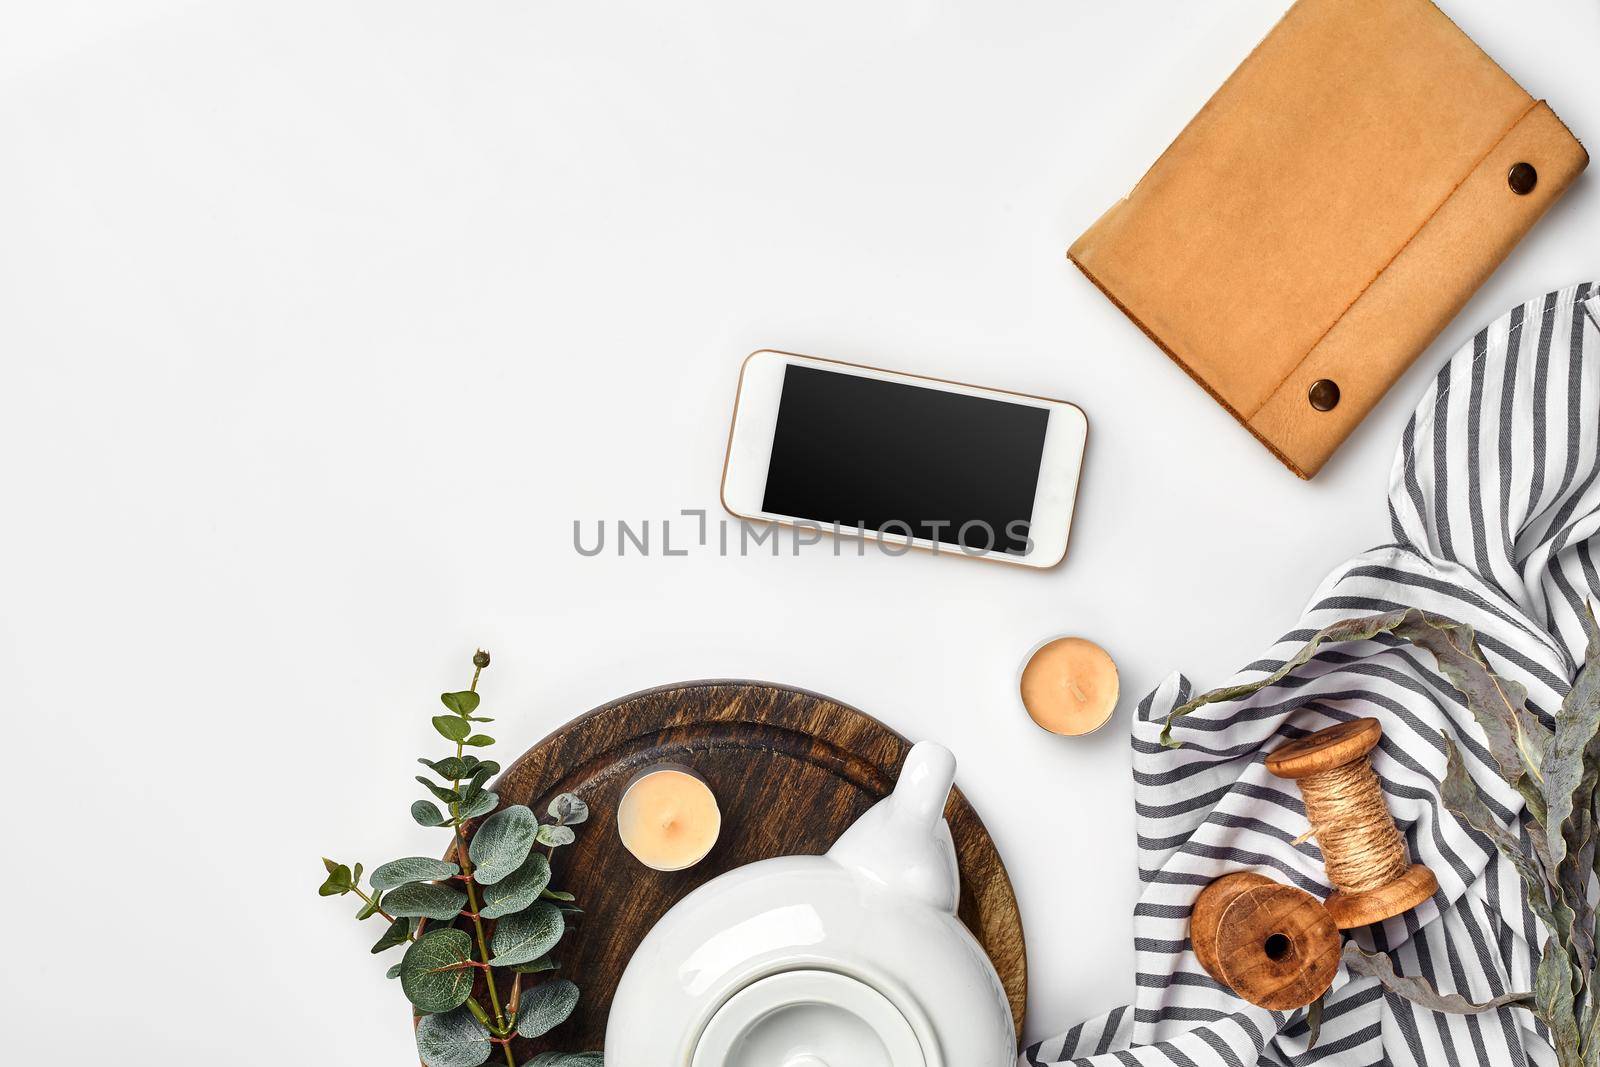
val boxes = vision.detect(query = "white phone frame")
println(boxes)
[720,350,1088,569]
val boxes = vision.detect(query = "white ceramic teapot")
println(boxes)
[606,742,1015,1067]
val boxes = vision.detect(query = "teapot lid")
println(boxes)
[690,970,927,1067]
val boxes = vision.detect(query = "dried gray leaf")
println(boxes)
[1342,943,1531,1014]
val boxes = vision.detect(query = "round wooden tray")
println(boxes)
[493,679,1027,1057]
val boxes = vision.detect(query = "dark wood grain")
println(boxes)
[491,679,1027,1058]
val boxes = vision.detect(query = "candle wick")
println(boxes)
[1067,678,1087,703]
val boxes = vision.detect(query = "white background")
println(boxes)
[2,1,1596,1061]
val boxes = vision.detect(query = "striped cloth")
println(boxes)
[1026,282,1600,1067]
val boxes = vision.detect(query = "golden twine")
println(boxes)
[1293,755,1409,895]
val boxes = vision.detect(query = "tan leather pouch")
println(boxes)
[1069,0,1587,478]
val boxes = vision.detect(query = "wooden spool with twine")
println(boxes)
[1265,717,1438,929]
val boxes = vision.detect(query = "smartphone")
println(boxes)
[720,350,1088,568]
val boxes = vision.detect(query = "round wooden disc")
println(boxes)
[1265,718,1382,780]
[1325,863,1439,929]
[486,680,1027,1058]
[1214,884,1340,1010]
[1190,872,1274,983]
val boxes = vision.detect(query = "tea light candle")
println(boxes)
[617,765,722,871]
[1019,636,1119,736]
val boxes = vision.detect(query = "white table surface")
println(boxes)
[3,1,1596,1060]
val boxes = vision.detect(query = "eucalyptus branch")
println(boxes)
[318,649,598,1067]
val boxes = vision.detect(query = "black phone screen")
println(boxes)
[761,365,1048,555]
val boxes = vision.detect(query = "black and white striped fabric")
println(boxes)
[1026,282,1600,1067]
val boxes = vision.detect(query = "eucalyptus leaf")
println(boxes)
[356,891,383,921]
[318,863,353,896]
[413,800,451,827]
[488,901,564,967]
[415,1007,492,1067]
[470,805,538,884]
[417,776,462,805]
[515,979,580,1039]
[480,852,552,920]
[536,824,575,848]
[459,789,499,820]
[386,882,468,921]
[440,690,481,716]
[549,794,589,826]
[400,928,476,1015]
[371,916,412,954]
[462,734,495,748]
[433,715,472,742]
[1305,994,1324,1051]
[1342,943,1532,1013]
[386,963,402,979]
[371,857,461,892]
[420,756,469,781]
[511,955,558,974]
[541,889,576,903]
[522,1054,603,1067]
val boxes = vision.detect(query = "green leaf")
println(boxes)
[400,928,476,1015]
[386,882,468,921]
[385,963,402,979]
[352,862,364,883]
[515,979,579,1039]
[440,691,481,716]
[371,857,461,892]
[420,756,469,780]
[1341,943,1531,1013]
[469,805,538,884]
[413,800,451,827]
[356,891,384,921]
[1535,936,1580,1064]
[318,863,353,896]
[415,1007,491,1067]
[540,889,576,903]
[511,955,558,974]
[548,794,589,826]
[1305,994,1324,1051]
[480,853,552,920]
[462,734,495,748]
[433,716,472,742]
[322,857,340,874]
[488,901,564,967]
[417,776,462,805]
[459,789,499,820]
[522,1054,603,1067]
[371,916,412,954]
[536,824,575,848]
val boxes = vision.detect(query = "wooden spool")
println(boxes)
[1190,872,1340,1010]
[1265,717,1438,929]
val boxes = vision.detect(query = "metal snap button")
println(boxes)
[1508,162,1538,196]
[1308,379,1340,411]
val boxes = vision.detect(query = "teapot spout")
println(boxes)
[827,741,961,912]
